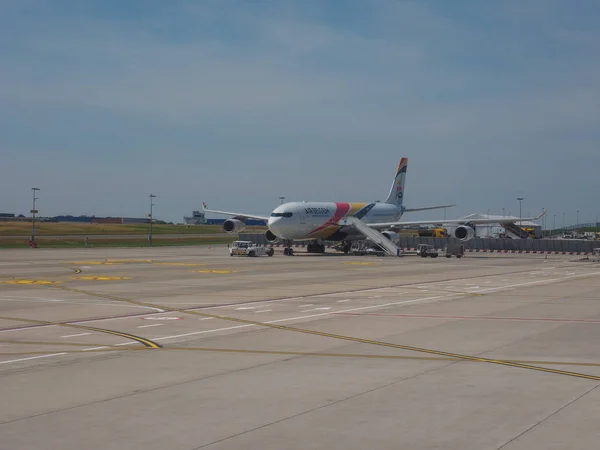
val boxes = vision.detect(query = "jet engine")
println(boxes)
[265,229,279,242]
[453,225,475,241]
[222,219,246,234]
[381,230,400,244]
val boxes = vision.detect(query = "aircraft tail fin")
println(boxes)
[385,158,408,207]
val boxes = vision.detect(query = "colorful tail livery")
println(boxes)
[385,157,408,207]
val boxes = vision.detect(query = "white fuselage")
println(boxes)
[267,201,402,241]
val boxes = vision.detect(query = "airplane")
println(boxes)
[203,157,546,255]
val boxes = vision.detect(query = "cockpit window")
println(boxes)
[270,212,293,218]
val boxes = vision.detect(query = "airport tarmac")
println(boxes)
[1,246,599,449]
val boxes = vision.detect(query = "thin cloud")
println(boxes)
[1,1,599,223]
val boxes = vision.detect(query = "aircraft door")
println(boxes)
[297,205,307,225]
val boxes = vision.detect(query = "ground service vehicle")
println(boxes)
[444,243,465,258]
[230,241,274,257]
[417,244,439,258]
[520,227,536,238]
[418,228,449,238]
[349,242,386,257]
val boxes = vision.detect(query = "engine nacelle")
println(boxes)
[454,225,475,241]
[381,230,400,244]
[222,219,246,234]
[265,229,279,242]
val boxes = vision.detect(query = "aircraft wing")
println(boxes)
[202,202,270,222]
[403,204,456,213]
[367,211,547,229]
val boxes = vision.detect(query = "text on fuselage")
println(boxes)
[305,207,330,216]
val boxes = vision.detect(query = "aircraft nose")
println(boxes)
[267,216,287,238]
[268,216,281,233]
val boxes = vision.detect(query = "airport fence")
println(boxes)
[396,237,597,254]
[239,233,599,255]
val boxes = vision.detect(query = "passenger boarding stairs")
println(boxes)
[339,217,401,256]
[503,222,531,239]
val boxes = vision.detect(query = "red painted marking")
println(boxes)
[334,312,600,324]
[307,202,351,236]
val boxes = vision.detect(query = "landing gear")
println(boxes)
[307,241,326,254]
[332,241,351,254]
[283,240,294,256]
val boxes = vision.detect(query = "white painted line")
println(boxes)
[61,333,91,338]
[138,324,163,328]
[236,306,257,310]
[2,269,598,366]
[254,310,272,313]
[82,347,108,351]
[153,271,600,343]
[0,296,164,312]
[473,272,600,294]
[299,304,314,307]
[368,295,383,299]
[140,316,181,321]
[337,299,350,303]
[191,270,545,312]
[154,294,449,342]
[199,317,215,321]
[0,353,68,365]
[0,324,57,334]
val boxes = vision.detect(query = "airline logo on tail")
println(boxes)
[395,157,408,177]
[386,157,408,206]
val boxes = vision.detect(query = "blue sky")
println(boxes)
[1,0,599,225]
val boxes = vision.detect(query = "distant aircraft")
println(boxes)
[203,158,545,255]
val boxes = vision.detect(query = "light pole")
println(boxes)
[541,208,545,237]
[279,196,285,205]
[517,197,524,228]
[576,210,579,229]
[149,194,156,246]
[502,208,505,218]
[31,187,40,243]
[563,213,565,232]
[553,214,556,234]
